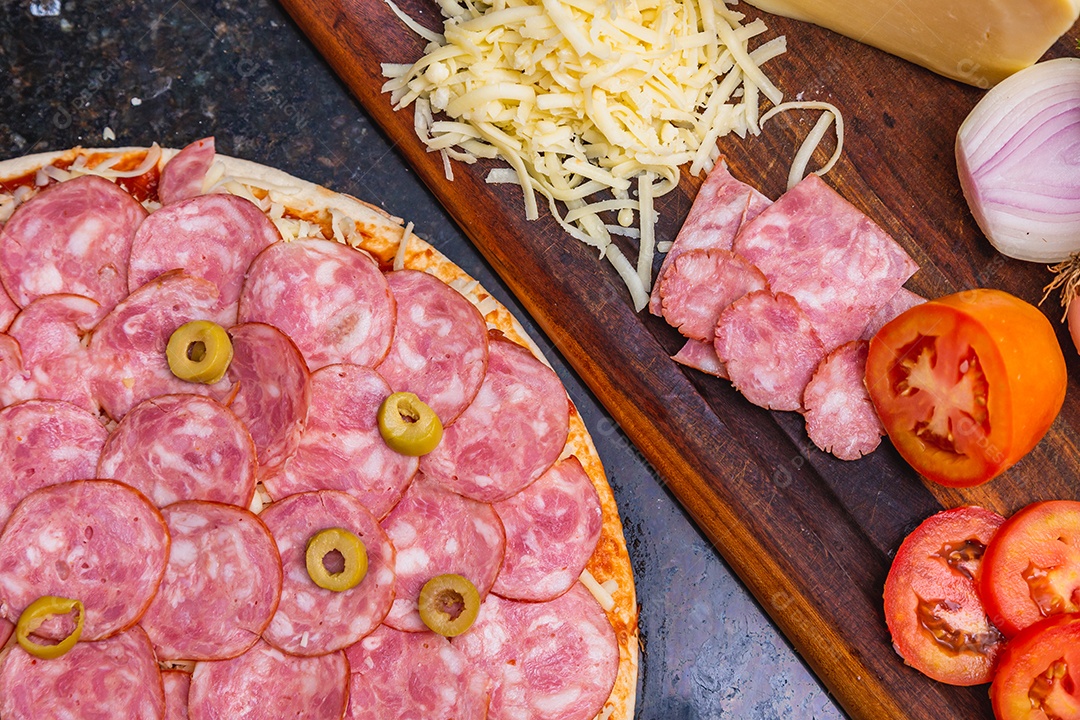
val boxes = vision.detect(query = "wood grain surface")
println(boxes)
[279,1,1080,717]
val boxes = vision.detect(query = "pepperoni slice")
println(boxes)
[454,584,619,720]
[803,340,885,461]
[269,364,416,517]
[658,249,768,342]
[188,639,349,720]
[381,473,505,631]
[159,137,215,205]
[261,490,395,656]
[163,670,192,720]
[141,501,282,661]
[238,238,395,370]
[98,394,257,508]
[0,174,145,311]
[377,269,489,425]
[0,627,165,720]
[421,337,569,502]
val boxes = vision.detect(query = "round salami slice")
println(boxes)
[159,137,215,205]
[0,626,165,720]
[0,286,18,332]
[269,364,416,517]
[421,337,569,503]
[0,399,107,528]
[98,394,257,508]
[381,473,505,632]
[492,456,602,602]
[714,290,827,412]
[345,625,491,720]
[658,249,768,343]
[454,584,619,720]
[261,490,395,656]
[163,670,192,720]
[128,193,281,317]
[802,340,885,461]
[0,479,169,641]
[0,174,145,311]
[377,270,488,425]
[141,501,282,661]
[237,237,395,370]
[188,639,349,720]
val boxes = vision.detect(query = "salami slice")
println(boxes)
[261,490,395,656]
[714,290,827,412]
[128,193,281,318]
[377,269,489,425]
[802,340,885,461]
[657,249,768,342]
[860,287,926,341]
[454,584,619,720]
[159,137,215,205]
[0,334,20,394]
[0,626,165,720]
[163,670,193,720]
[0,286,17,332]
[140,501,282,661]
[0,174,145,311]
[0,399,107,528]
[381,473,505,631]
[188,639,349,720]
[269,364,416,517]
[238,237,395,370]
[492,456,602,602]
[98,394,257,508]
[671,338,728,379]
[345,625,491,720]
[421,337,569,503]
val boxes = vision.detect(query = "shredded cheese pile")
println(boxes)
[382,0,788,310]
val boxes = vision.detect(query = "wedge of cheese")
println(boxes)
[743,0,1079,87]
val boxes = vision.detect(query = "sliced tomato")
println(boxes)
[866,289,1066,487]
[990,612,1080,720]
[980,500,1080,638]
[883,506,1007,685]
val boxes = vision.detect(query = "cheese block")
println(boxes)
[743,0,1079,87]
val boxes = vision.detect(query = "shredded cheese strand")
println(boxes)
[760,101,845,189]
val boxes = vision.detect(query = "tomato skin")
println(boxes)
[980,500,1080,638]
[883,506,1006,685]
[866,288,1066,487]
[990,612,1080,720]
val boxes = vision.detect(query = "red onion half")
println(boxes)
[956,58,1080,263]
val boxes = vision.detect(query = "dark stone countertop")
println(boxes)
[0,1,846,717]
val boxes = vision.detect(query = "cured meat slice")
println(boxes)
[732,174,918,350]
[492,456,602,602]
[714,290,827,412]
[657,249,768,342]
[261,490,395,656]
[377,269,489,425]
[421,337,569,503]
[0,334,21,392]
[159,137,215,205]
[128,193,281,318]
[454,584,619,720]
[238,238,395,370]
[98,394,257,508]
[188,640,349,720]
[649,159,771,315]
[269,364,416,516]
[860,287,926,341]
[0,479,169,641]
[0,399,107,528]
[802,340,885,461]
[0,626,165,720]
[141,501,282,661]
[0,174,145,311]
[0,286,17,331]
[163,670,192,720]
[89,270,233,420]
[345,625,491,720]
[672,338,728,379]
[381,473,505,631]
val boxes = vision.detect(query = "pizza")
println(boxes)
[0,140,638,720]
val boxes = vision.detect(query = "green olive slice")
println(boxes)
[166,320,233,384]
[418,573,480,637]
[377,392,443,456]
[305,528,368,592]
[15,596,84,659]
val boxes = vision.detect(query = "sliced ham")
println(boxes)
[860,287,926,341]
[802,340,885,461]
[159,137,215,205]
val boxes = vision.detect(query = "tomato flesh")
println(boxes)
[991,612,1080,720]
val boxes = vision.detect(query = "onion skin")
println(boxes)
[956,58,1080,263]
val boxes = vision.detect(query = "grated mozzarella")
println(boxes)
[580,568,616,612]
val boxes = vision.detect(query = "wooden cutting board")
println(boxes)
[279,1,1080,718]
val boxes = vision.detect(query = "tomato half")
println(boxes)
[866,289,1066,487]
[990,612,1080,720]
[883,506,1007,685]
[980,500,1080,638]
